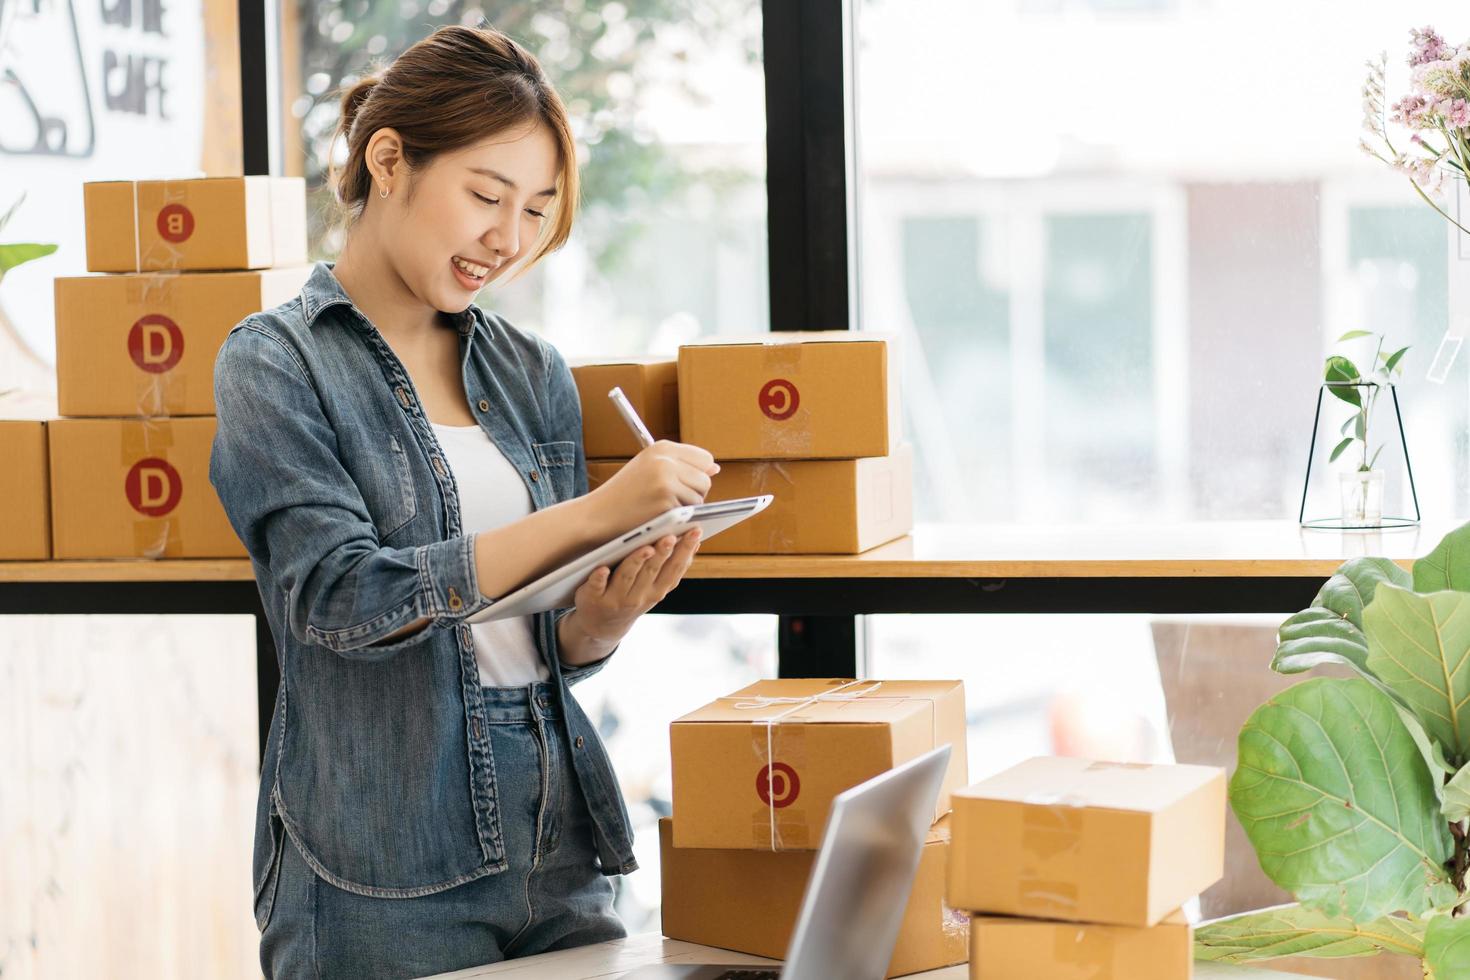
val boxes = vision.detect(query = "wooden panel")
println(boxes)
[0,614,258,979]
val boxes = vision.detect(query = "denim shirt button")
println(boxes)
[477,399,490,412]
[447,586,463,611]
[433,457,447,478]
[395,386,411,409]
[529,470,540,482]
[575,735,585,749]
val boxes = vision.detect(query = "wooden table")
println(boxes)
[0,521,1451,759]
[413,932,1320,979]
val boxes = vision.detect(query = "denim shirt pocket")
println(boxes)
[532,440,577,502]
[361,434,418,539]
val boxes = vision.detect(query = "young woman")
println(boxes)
[209,25,717,979]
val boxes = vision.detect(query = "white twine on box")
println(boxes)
[726,680,881,850]
[723,679,949,850]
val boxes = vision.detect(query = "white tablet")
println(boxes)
[465,494,774,623]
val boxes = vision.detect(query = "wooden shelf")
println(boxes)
[1,521,1453,584]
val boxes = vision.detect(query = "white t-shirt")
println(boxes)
[431,422,550,688]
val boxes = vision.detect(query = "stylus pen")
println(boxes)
[607,386,656,449]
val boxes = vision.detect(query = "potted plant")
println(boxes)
[1193,521,1470,976]
[1323,329,1409,526]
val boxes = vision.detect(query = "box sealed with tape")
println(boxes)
[55,267,310,417]
[84,177,307,272]
[586,447,913,554]
[969,909,1191,979]
[948,756,1225,927]
[570,357,679,457]
[660,816,969,978]
[677,332,900,460]
[670,678,967,851]
[48,417,246,559]
[0,390,57,560]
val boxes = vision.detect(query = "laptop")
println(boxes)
[619,743,953,980]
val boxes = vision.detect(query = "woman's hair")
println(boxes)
[330,25,579,273]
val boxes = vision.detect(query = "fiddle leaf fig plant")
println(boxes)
[1194,522,1470,977]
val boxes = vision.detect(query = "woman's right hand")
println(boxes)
[589,440,719,531]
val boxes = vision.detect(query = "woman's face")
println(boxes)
[387,121,560,314]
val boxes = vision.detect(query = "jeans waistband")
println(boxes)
[479,681,561,723]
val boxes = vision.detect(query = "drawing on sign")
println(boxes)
[0,0,96,157]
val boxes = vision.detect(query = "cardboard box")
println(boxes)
[48,417,246,559]
[84,177,307,272]
[0,390,57,560]
[587,447,914,553]
[677,332,900,460]
[55,267,311,417]
[571,357,679,457]
[969,910,1191,979]
[948,757,1225,927]
[660,816,969,978]
[671,678,968,851]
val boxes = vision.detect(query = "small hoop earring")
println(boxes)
[378,183,390,199]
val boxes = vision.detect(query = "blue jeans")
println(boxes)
[258,682,626,978]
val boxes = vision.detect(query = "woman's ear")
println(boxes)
[364,127,405,196]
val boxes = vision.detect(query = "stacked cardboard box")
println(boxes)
[661,678,971,977]
[948,756,1227,979]
[577,332,914,554]
[0,389,59,559]
[44,177,309,559]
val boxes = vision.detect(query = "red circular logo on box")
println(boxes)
[125,457,183,517]
[756,762,800,808]
[758,379,800,420]
[127,314,185,373]
[156,204,195,243]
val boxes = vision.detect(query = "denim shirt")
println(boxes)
[209,262,637,909]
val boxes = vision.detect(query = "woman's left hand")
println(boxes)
[569,527,704,644]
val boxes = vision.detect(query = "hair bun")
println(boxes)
[340,75,379,133]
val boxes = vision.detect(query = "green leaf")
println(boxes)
[1330,437,1354,463]
[1425,915,1470,979]
[1355,413,1367,441]
[1314,557,1411,631]
[1230,677,1456,921]
[1385,346,1410,374]
[1339,330,1375,341]
[1364,585,1470,761]
[1274,607,1374,675]
[1326,355,1364,408]
[0,242,58,276]
[1414,522,1470,593]
[1441,761,1470,821]
[1341,415,1357,436]
[1193,903,1424,963]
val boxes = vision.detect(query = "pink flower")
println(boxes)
[1391,93,1431,127]
[1444,98,1470,128]
[1409,26,1454,66]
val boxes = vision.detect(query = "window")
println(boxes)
[278,1,768,356]
[857,0,1466,523]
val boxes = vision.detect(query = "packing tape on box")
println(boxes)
[136,181,193,271]
[127,270,188,417]
[757,343,814,458]
[1017,792,1087,915]
[726,680,943,850]
[746,461,800,551]
[121,419,180,558]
